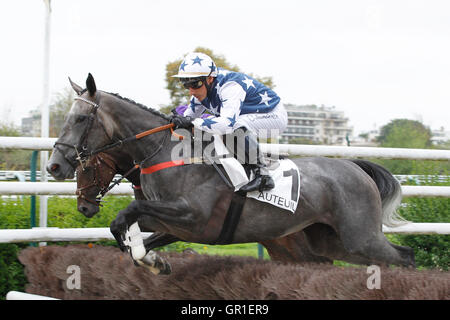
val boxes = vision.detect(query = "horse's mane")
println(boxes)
[104,91,171,121]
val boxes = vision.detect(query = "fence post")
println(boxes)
[258,243,264,259]
[29,151,38,247]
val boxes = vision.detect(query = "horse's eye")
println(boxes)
[75,115,87,123]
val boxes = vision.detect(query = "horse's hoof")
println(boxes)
[155,259,172,275]
[137,251,172,275]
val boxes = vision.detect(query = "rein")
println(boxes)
[54,96,183,170]
[63,96,185,205]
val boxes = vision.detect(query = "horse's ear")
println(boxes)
[86,73,97,97]
[68,77,83,95]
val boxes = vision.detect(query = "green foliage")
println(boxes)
[49,87,74,137]
[368,159,449,270]
[162,47,275,113]
[396,196,449,270]
[287,137,323,145]
[0,244,27,300]
[377,119,432,149]
[370,118,449,270]
[181,243,270,259]
[393,170,449,271]
[374,118,449,175]
[47,196,132,229]
[0,122,21,136]
[0,122,33,170]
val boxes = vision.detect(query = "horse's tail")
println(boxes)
[348,159,410,227]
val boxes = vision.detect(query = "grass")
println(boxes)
[158,241,271,259]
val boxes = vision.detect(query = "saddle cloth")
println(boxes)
[212,134,300,213]
[246,159,300,214]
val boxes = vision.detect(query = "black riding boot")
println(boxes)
[237,130,275,193]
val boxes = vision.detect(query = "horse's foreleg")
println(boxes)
[110,198,193,255]
[110,198,193,236]
[143,232,181,251]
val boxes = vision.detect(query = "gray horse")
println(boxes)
[47,74,415,272]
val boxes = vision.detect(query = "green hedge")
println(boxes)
[0,195,134,299]
[393,197,449,271]
[0,243,27,299]
[375,159,450,271]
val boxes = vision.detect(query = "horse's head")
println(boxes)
[76,153,117,218]
[47,74,115,180]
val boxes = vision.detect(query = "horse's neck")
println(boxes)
[105,95,169,163]
[112,151,141,186]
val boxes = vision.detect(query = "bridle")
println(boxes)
[53,96,102,170]
[55,94,184,205]
[76,153,140,207]
[75,153,116,206]
[53,95,183,171]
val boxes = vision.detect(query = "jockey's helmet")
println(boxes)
[172,52,218,80]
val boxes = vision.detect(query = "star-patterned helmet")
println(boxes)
[172,52,218,78]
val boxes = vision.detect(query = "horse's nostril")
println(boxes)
[51,164,59,172]
[79,206,88,213]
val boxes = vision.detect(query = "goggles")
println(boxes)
[180,77,206,90]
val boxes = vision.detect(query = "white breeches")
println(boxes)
[235,101,287,140]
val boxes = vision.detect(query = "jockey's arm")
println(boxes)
[191,81,246,135]
[183,98,206,118]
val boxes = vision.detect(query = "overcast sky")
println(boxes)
[1,0,449,135]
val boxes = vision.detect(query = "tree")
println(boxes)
[49,87,74,137]
[287,137,323,145]
[377,119,432,149]
[161,47,275,114]
[374,119,436,175]
[21,88,74,138]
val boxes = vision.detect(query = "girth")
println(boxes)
[141,158,247,245]
[201,189,247,245]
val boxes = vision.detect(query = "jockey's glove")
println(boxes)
[170,114,194,129]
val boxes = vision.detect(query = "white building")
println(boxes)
[281,104,353,145]
[21,110,41,137]
[431,127,450,145]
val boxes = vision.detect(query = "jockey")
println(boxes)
[171,52,287,192]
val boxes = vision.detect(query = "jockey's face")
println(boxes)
[188,76,214,102]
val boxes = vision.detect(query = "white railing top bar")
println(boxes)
[6,291,59,300]
[0,225,447,244]
[0,136,57,150]
[262,143,450,161]
[0,182,448,197]
[0,227,152,243]
[1,136,450,161]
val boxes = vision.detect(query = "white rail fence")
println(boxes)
[0,181,449,197]
[0,136,449,242]
[1,136,450,159]
[6,291,59,300]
